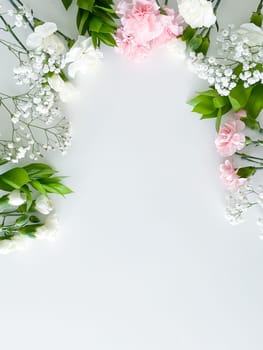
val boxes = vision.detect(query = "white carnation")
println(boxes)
[178,0,216,28]
[0,235,31,255]
[8,189,26,206]
[237,23,263,47]
[26,22,65,53]
[48,74,76,102]
[35,195,53,215]
[65,36,103,78]
[36,215,59,241]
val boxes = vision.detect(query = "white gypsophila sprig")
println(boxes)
[0,17,73,162]
[6,3,33,28]
[189,24,263,96]
[225,180,263,235]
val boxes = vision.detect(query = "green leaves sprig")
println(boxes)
[0,162,72,240]
[61,0,118,48]
[189,83,263,132]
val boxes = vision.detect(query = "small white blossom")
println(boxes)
[35,195,54,215]
[48,74,76,102]
[8,190,26,206]
[65,36,103,78]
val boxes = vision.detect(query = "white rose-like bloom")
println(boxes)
[0,235,31,255]
[26,22,65,53]
[8,189,26,206]
[36,215,59,241]
[35,195,53,215]
[237,23,263,47]
[48,74,76,102]
[178,0,216,28]
[167,38,186,60]
[65,36,103,78]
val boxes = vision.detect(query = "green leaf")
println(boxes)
[216,109,223,132]
[30,180,46,195]
[229,83,253,111]
[78,9,90,34]
[89,16,103,32]
[78,0,95,11]
[242,117,261,131]
[213,96,227,109]
[21,185,32,211]
[0,168,29,189]
[42,183,73,195]
[19,224,43,237]
[188,35,203,51]
[197,36,210,56]
[97,32,116,46]
[15,215,29,227]
[250,11,263,27]
[237,166,257,178]
[61,0,73,9]
[94,4,116,13]
[24,163,57,180]
[29,216,41,223]
[245,84,263,118]
[182,26,197,42]
[192,100,216,114]
[200,111,218,119]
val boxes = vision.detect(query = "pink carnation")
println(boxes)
[115,0,184,61]
[115,29,151,61]
[215,118,246,157]
[220,159,247,192]
[153,8,184,46]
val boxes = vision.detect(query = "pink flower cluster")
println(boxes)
[220,160,247,192]
[215,117,246,157]
[216,111,247,192]
[115,0,184,61]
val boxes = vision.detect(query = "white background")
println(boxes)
[1,0,263,349]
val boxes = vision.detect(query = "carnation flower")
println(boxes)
[178,0,216,28]
[36,215,59,241]
[48,74,76,102]
[0,235,31,255]
[215,118,246,157]
[118,0,163,44]
[115,29,151,61]
[8,189,26,206]
[65,36,103,78]
[220,159,247,192]
[35,195,53,215]
[116,0,184,61]
[26,22,66,53]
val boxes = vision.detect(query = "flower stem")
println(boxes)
[0,14,28,52]
[8,0,34,30]
[257,0,263,13]
[213,0,222,13]
[236,152,263,165]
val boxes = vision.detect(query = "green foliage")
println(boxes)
[190,82,263,132]
[61,0,118,48]
[189,89,231,131]
[237,166,257,178]
[0,162,72,242]
[61,0,73,9]
[250,11,263,27]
